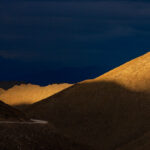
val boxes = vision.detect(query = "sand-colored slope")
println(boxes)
[0,83,72,105]
[27,52,150,150]
[89,52,150,92]
[0,88,5,94]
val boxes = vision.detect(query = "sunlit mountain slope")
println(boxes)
[0,83,72,105]
[90,52,150,92]
[0,88,5,94]
[27,52,150,150]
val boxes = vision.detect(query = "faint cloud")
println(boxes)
[0,50,20,59]
[0,50,39,61]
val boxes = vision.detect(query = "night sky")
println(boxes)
[0,0,150,85]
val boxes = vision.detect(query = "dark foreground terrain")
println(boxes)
[0,123,91,150]
[0,100,28,121]
[0,100,91,150]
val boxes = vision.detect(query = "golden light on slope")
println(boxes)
[83,52,150,92]
[27,52,150,150]
[0,83,72,105]
[0,88,5,94]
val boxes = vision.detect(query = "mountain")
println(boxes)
[27,52,150,150]
[0,88,5,94]
[94,52,150,92]
[0,98,90,150]
[0,100,28,121]
[0,83,72,106]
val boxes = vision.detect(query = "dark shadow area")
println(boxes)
[26,80,150,150]
[0,102,91,150]
[0,100,29,121]
[0,123,91,150]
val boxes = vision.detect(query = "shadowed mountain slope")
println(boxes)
[27,52,150,150]
[0,83,72,105]
[116,131,150,150]
[0,98,90,150]
[0,100,28,121]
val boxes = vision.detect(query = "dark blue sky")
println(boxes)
[0,0,149,85]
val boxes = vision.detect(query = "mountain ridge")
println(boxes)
[0,83,72,105]
[86,52,150,92]
[27,52,150,150]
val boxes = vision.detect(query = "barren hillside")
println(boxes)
[0,88,5,94]
[0,100,90,150]
[92,52,150,92]
[0,83,72,105]
[27,52,150,150]
[0,100,28,121]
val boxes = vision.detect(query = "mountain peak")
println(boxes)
[27,52,150,150]
[83,52,150,92]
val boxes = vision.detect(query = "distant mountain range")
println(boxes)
[1,52,150,150]
[0,83,72,106]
